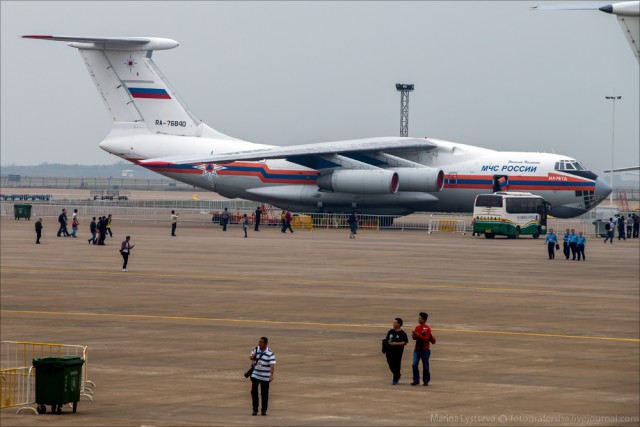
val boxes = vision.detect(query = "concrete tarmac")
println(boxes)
[1,216,639,426]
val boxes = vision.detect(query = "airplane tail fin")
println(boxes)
[23,35,233,139]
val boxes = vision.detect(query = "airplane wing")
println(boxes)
[142,137,437,166]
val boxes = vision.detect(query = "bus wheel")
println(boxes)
[484,232,495,239]
[514,227,520,239]
[532,226,541,239]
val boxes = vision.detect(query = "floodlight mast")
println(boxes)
[605,94,621,206]
[396,83,414,137]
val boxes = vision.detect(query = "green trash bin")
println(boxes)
[32,355,84,414]
[592,220,607,238]
[13,203,32,220]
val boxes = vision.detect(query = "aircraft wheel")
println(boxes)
[484,232,495,239]
[514,228,520,239]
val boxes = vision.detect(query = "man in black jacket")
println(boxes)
[384,318,408,385]
[35,218,43,244]
[56,209,70,237]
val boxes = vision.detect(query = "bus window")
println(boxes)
[475,195,503,207]
[506,197,544,214]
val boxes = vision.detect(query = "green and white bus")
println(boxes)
[472,192,550,239]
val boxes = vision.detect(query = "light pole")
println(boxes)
[396,84,414,137]
[605,94,621,206]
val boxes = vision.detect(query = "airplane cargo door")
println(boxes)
[493,175,508,192]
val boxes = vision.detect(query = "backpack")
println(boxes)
[605,223,611,231]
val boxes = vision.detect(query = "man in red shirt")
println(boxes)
[411,312,434,386]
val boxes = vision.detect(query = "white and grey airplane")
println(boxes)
[24,35,612,217]
[534,1,640,63]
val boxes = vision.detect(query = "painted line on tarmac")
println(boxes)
[2,309,638,343]
[0,267,557,294]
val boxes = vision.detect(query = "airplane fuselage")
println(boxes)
[100,128,610,217]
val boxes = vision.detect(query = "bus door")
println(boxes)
[539,202,550,227]
[493,175,508,192]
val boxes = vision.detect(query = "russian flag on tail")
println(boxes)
[128,88,171,99]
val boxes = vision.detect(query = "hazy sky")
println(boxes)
[1,1,638,176]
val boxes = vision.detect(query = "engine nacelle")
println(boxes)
[317,169,399,194]
[391,167,444,192]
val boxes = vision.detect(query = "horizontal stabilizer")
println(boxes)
[141,137,438,165]
[22,35,178,50]
[532,3,611,11]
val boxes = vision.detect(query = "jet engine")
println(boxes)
[391,167,444,192]
[316,169,399,194]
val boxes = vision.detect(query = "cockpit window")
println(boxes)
[555,160,589,172]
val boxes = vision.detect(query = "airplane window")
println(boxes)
[564,162,576,170]
[554,162,560,170]
[574,162,586,171]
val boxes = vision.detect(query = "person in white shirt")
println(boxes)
[249,337,276,416]
[120,236,135,272]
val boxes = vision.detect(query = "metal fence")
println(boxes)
[0,366,35,413]
[0,341,95,408]
[2,200,612,237]
[1,175,195,191]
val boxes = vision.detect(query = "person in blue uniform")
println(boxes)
[562,228,571,259]
[544,228,558,259]
[569,229,579,260]
[576,232,587,261]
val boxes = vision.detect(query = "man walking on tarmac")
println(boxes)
[249,337,276,416]
[384,318,408,385]
[411,312,435,386]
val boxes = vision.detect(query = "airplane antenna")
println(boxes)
[395,83,414,137]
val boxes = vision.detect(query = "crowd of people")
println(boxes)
[604,214,639,242]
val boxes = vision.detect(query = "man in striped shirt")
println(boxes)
[250,337,276,416]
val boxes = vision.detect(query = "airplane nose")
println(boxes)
[594,176,612,202]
